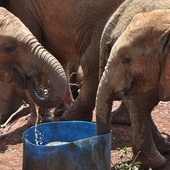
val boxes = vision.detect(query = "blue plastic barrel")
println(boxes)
[22,121,111,170]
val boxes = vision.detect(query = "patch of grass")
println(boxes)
[114,146,152,170]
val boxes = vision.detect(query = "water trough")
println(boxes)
[22,121,111,170]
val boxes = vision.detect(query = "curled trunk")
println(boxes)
[24,35,67,109]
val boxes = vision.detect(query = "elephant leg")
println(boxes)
[61,48,98,121]
[151,118,170,154]
[112,100,170,153]
[124,89,166,169]
[111,100,131,125]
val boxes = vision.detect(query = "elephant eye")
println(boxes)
[122,55,131,64]
[4,43,16,53]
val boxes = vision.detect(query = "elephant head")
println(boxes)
[0,7,67,109]
[96,9,170,134]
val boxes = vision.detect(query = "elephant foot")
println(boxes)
[60,101,92,121]
[111,104,131,125]
[133,149,167,169]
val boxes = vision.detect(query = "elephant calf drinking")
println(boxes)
[0,7,67,123]
[96,9,170,169]
[3,0,126,123]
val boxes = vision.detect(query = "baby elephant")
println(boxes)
[96,9,170,169]
[0,7,67,123]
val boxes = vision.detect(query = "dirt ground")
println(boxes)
[0,101,170,170]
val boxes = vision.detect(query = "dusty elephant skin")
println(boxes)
[0,7,67,123]
[96,0,170,168]
[99,0,170,125]
[96,9,170,169]
[0,0,126,122]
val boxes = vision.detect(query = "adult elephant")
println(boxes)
[0,0,125,122]
[96,9,170,169]
[0,7,67,123]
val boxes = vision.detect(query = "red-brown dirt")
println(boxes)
[0,101,170,170]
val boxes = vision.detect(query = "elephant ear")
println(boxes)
[159,28,170,101]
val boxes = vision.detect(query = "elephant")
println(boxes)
[99,0,170,125]
[96,9,170,169]
[0,7,67,123]
[0,0,125,123]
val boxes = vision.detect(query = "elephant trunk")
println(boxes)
[24,35,67,109]
[96,71,115,135]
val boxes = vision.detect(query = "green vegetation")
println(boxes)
[114,146,153,170]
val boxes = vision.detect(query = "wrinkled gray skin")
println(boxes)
[97,1,170,168]
[96,9,170,169]
[0,0,125,123]
[0,7,67,123]
[100,0,170,124]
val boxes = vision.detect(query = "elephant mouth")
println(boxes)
[26,74,50,100]
[9,66,28,89]
[9,66,50,100]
